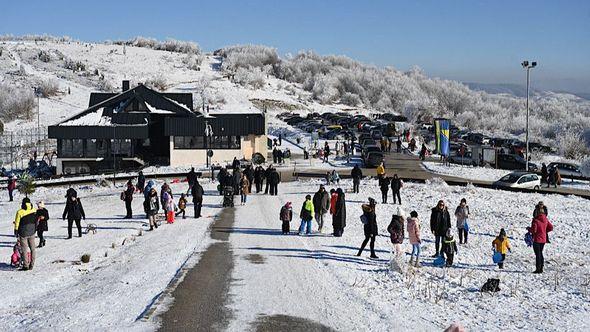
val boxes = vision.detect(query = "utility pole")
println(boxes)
[521,61,537,171]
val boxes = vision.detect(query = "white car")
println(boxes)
[493,172,541,190]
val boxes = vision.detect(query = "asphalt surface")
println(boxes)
[158,207,235,332]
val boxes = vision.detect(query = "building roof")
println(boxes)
[58,84,197,127]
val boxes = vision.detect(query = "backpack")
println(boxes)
[120,191,125,201]
[524,232,533,247]
[481,278,501,292]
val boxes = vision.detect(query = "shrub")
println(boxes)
[0,84,36,121]
[108,36,201,55]
[64,58,86,72]
[145,75,167,91]
[38,79,59,97]
[17,172,35,197]
[38,50,51,62]
[558,131,590,160]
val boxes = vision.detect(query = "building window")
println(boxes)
[173,136,241,150]
[111,139,132,156]
[72,139,83,157]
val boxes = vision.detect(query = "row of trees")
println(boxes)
[107,37,201,55]
[219,45,590,159]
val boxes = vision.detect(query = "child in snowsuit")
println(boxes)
[36,201,49,248]
[175,193,188,219]
[492,228,512,269]
[441,229,458,267]
[280,202,293,234]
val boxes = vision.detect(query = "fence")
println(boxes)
[0,127,57,170]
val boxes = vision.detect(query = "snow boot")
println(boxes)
[409,257,414,265]
[414,258,420,268]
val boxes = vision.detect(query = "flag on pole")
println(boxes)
[434,118,450,157]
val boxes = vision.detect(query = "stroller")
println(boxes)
[223,186,235,207]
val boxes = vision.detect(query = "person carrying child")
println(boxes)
[175,193,188,219]
[441,229,458,267]
[492,228,511,269]
[280,202,293,234]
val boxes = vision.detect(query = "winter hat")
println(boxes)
[410,211,418,218]
[285,201,292,208]
[396,206,406,219]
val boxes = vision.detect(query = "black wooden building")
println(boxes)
[48,81,266,174]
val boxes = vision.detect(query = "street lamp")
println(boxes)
[204,120,213,168]
[521,60,537,171]
[33,87,41,158]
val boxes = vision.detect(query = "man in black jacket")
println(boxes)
[124,180,135,219]
[254,166,264,193]
[244,164,254,193]
[63,196,86,238]
[390,174,402,204]
[191,180,204,218]
[430,200,451,257]
[351,165,363,193]
[269,168,281,196]
[186,167,197,194]
[264,165,273,194]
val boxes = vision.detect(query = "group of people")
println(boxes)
[540,163,562,188]
[280,184,347,237]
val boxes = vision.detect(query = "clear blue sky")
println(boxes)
[2,0,590,92]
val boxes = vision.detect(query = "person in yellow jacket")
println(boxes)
[298,194,315,235]
[376,162,385,179]
[492,228,512,269]
[14,197,37,237]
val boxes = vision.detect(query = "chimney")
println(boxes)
[122,80,130,92]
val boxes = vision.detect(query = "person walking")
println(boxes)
[239,174,250,205]
[7,176,17,201]
[454,198,470,244]
[123,180,135,219]
[144,187,159,231]
[269,168,280,196]
[36,201,49,248]
[441,229,458,267]
[186,167,197,194]
[379,176,390,204]
[254,166,264,193]
[264,165,272,194]
[430,200,451,257]
[351,165,363,193]
[528,211,553,273]
[541,163,548,185]
[547,167,556,188]
[376,162,385,180]
[298,195,315,235]
[244,164,254,193]
[163,190,175,224]
[492,228,511,269]
[15,198,37,270]
[175,193,188,219]
[312,185,330,233]
[63,195,85,239]
[390,174,403,204]
[137,171,146,193]
[191,180,204,218]
[407,211,421,267]
[280,202,293,234]
[323,142,330,163]
[387,207,405,261]
[420,143,427,161]
[396,137,402,153]
[357,198,379,258]
[330,170,340,184]
[332,188,346,237]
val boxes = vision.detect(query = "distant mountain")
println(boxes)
[465,82,590,100]
[464,83,530,97]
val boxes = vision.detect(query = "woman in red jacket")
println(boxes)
[528,213,553,274]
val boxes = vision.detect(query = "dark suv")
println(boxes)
[497,154,538,171]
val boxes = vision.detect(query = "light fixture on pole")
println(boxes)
[204,120,213,168]
[521,60,537,171]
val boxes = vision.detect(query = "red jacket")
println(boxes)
[530,214,553,244]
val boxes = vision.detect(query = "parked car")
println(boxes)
[362,145,382,160]
[371,129,383,140]
[448,152,476,166]
[493,172,541,190]
[497,154,538,172]
[548,162,583,178]
[364,151,385,168]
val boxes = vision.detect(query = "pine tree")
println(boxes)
[17,172,36,197]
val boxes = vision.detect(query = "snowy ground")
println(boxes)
[0,179,221,330]
[226,179,590,331]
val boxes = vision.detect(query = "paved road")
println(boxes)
[158,208,236,332]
